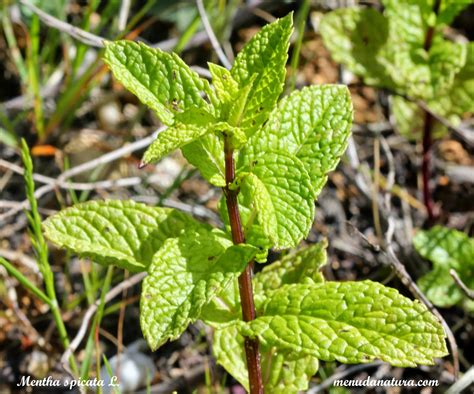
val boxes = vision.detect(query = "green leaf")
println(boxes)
[227,75,257,128]
[218,194,272,263]
[213,325,319,394]
[414,226,474,309]
[240,152,315,249]
[418,265,464,307]
[140,228,258,350]
[201,277,241,327]
[428,37,467,96]
[208,62,239,104]
[231,13,293,136]
[431,42,474,117]
[240,281,448,367]
[241,85,353,194]
[142,108,215,164]
[254,241,327,297]
[262,351,319,394]
[181,134,226,187]
[43,200,203,272]
[437,0,473,25]
[319,8,396,90]
[382,0,434,45]
[213,325,248,386]
[392,96,424,140]
[448,42,474,114]
[391,96,447,140]
[103,41,213,126]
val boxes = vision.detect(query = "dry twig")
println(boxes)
[19,0,107,47]
[0,248,40,275]
[450,269,474,300]
[0,159,143,191]
[196,0,232,69]
[0,128,163,222]
[61,272,146,366]
[446,366,474,394]
[118,0,132,32]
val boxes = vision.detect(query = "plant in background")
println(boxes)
[319,0,474,221]
[414,226,474,312]
[43,14,448,393]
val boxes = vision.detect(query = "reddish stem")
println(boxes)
[223,137,263,394]
[423,0,442,51]
[420,0,442,223]
[422,110,435,222]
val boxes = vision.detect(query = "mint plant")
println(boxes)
[414,226,474,312]
[43,14,448,393]
[319,0,474,221]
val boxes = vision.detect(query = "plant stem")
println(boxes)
[423,0,442,52]
[421,110,435,222]
[223,137,263,394]
[420,0,442,223]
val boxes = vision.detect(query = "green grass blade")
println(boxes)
[174,13,201,54]
[26,15,45,138]
[286,0,310,93]
[21,139,78,374]
[2,5,28,82]
[0,256,50,306]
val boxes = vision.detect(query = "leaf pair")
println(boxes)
[44,201,449,393]
[208,242,327,393]
[103,14,293,186]
[44,200,257,350]
[207,241,448,393]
